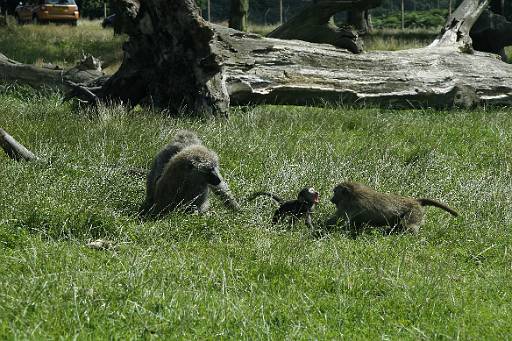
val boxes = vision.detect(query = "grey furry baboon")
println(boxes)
[325,182,458,234]
[140,130,239,216]
[248,187,319,229]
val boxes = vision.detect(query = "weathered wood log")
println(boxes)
[2,0,512,114]
[94,0,511,112]
[430,0,490,50]
[217,26,512,108]
[268,0,382,53]
[347,9,373,34]
[0,128,37,161]
[98,0,229,115]
[0,54,104,91]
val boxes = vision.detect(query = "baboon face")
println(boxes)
[299,187,320,204]
[330,184,351,206]
[200,166,222,186]
[185,157,222,186]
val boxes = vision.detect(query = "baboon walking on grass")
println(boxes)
[325,182,458,234]
[140,130,239,216]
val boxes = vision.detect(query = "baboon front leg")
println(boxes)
[209,181,240,211]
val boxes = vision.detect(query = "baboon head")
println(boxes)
[298,187,320,205]
[180,145,222,186]
[330,183,357,206]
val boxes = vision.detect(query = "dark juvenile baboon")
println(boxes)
[248,187,319,229]
[325,182,458,234]
[140,130,239,216]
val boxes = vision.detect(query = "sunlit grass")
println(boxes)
[249,22,280,36]
[1,17,512,339]
[1,84,512,338]
[364,28,437,51]
[0,18,125,73]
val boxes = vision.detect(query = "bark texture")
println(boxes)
[217,26,512,108]
[1,0,511,115]
[99,0,229,115]
[0,53,103,91]
[268,0,382,54]
[0,128,37,161]
[430,0,490,50]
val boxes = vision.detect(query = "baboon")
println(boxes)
[325,182,458,234]
[140,130,201,214]
[140,130,239,216]
[248,187,320,229]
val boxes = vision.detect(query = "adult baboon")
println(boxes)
[140,130,239,216]
[248,187,319,229]
[325,182,458,234]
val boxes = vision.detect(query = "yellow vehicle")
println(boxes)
[15,0,79,26]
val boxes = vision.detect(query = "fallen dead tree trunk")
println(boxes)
[0,128,37,161]
[267,0,382,54]
[1,0,511,114]
[219,28,511,108]
[430,0,491,50]
[0,54,104,91]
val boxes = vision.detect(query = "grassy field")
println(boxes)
[1,20,512,339]
[0,19,125,73]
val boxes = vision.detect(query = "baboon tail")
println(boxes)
[417,198,458,217]
[247,192,284,205]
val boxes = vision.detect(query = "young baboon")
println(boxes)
[140,130,239,216]
[248,187,320,229]
[325,182,458,234]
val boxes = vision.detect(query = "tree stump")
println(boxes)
[0,128,37,161]
[268,0,382,54]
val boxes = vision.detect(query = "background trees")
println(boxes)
[34,0,506,30]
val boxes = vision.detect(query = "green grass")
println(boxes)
[248,22,280,36]
[1,18,512,339]
[0,19,125,73]
[364,28,437,51]
[1,84,512,338]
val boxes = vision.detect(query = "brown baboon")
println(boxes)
[325,182,458,234]
[140,130,201,214]
[140,131,239,216]
[248,187,319,229]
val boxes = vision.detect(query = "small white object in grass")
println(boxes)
[86,239,114,250]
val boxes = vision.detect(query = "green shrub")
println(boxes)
[372,9,449,29]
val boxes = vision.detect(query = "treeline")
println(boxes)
[197,0,465,24]
[4,0,507,25]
